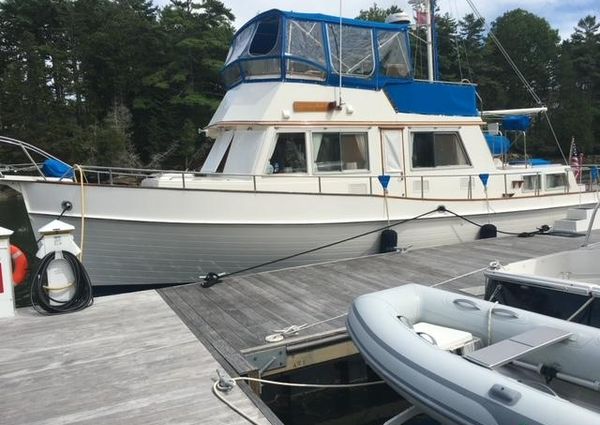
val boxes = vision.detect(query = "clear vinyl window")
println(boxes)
[378,30,410,78]
[412,132,470,168]
[312,132,369,172]
[267,133,307,174]
[327,24,374,78]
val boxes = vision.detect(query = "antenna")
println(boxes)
[338,0,344,107]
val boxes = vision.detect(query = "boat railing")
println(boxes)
[67,164,598,200]
[3,134,598,199]
[0,136,66,180]
[582,200,600,248]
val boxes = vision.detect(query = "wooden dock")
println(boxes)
[158,232,594,378]
[0,290,277,425]
[1,231,594,424]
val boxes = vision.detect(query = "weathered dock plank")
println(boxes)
[0,290,275,425]
[159,232,595,376]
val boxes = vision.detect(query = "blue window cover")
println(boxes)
[502,115,531,131]
[484,134,511,156]
[384,81,478,117]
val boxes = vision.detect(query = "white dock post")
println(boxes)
[0,226,15,318]
[36,220,81,304]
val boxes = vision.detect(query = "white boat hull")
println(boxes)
[6,178,597,286]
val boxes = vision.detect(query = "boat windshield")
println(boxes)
[221,10,411,89]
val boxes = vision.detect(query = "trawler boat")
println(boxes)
[0,9,597,286]
[347,284,600,425]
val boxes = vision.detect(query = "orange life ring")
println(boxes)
[10,244,28,286]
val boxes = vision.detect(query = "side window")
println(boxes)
[327,24,374,78]
[378,31,410,78]
[523,175,541,192]
[546,173,567,190]
[412,132,471,168]
[267,133,307,174]
[312,133,369,172]
[249,17,280,56]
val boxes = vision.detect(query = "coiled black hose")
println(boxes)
[30,251,93,315]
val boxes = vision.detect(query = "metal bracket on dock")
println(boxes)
[244,347,287,374]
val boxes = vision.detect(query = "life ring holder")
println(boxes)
[10,244,28,286]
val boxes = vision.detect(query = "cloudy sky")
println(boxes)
[154,0,598,40]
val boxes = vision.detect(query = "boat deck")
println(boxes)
[0,290,277,425]
[158,231,596,376]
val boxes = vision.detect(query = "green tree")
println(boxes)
[435,13,460,81]
[553,16,600,154]
[457,13,485,83]
[357,3,402,22]
[482,9,560,109]
[133,0,233,167]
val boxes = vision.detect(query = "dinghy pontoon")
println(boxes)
[347,284,600,425]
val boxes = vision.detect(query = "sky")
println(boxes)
[154,0,599,40]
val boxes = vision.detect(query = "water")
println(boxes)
[264,355,440,425]
[0,188,37,306]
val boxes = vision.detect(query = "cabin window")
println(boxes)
[222,65,242,87]
[286,20,327,81]
[312,132,369,172]
[267,133,307,174]
[200,131,234,173]
[546,173,567,190]
[223,130,264,174]
[327,25,374,78]
[241,58,281,78]
[249,17,280,56]
[412,132,470,168]
[378,31,410,78]
[523,174,541,192]
[383,130,403,172]
[225,23,256,65]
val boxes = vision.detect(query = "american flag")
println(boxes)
[570,139,583,182]
[416,10,429,26]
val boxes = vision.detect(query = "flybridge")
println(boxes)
[220,9,478,117]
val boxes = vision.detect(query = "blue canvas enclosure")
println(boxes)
[221,9,479,117]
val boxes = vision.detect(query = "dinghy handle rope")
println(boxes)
[212,372,385,425]
[75,164,86,261]
[265,312,348,342]
[430,265,490,288]
[202,206,548,288]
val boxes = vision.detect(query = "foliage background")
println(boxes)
[0,1,598,168]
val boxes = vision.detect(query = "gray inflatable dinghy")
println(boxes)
[347,284,600,425]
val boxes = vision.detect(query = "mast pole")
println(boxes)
[426,0,434,81]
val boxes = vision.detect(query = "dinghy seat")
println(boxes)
[413,322,476,352]
[464,326,572,369]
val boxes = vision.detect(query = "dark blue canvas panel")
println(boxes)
[384,81,478,117]
[484,134,511,156]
